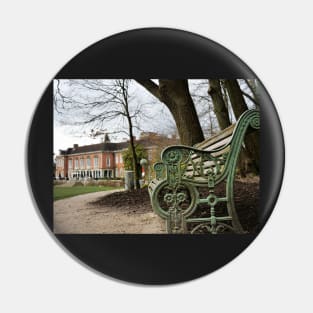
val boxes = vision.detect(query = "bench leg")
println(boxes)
[227,197,244,233]
[166,210,187,234]
[226,174,245,234]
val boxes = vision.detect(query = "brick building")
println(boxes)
[55,133,178,180]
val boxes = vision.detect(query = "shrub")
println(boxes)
[53,180,64,186]
[85,181,97,186]
[72,181,84,187]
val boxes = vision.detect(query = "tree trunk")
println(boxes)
[135,79,204,146]
[224,79,248,119]
[128,119,140,189]
[208,79,231,130]
[207,102,215,136]
[245,79,260,109]
[224,79,259,172]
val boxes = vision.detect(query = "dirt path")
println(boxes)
[54,190,166,234]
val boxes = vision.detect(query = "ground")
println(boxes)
[54,178,259,234]
[53,189,165,234]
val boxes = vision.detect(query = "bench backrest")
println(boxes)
[186,124,235,179]
[153,125,234,180]
[156,109,260,187]
[195,124,235,151]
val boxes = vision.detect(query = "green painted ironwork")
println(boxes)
[148,109,260,234]
[153,162,165,180]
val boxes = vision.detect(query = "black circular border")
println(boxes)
[27,28,285,285]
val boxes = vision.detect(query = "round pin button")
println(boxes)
[27,28,284,284]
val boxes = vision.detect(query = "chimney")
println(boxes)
[104,133,110,143]
[73,144,78,149]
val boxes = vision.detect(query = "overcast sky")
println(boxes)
[53,79,176,154]
[53,79,255,155]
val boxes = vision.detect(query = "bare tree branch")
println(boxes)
[241,90,259,106]
[135,80,161,100]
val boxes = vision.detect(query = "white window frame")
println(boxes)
[94,156,99,168]
[86,157,91,169]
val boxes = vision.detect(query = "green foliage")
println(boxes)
[122,144,147,170]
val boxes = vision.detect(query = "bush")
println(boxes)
[53,180,64,186]
[72,181,84,187]
[85,180,98,186]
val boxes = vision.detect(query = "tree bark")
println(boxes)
[127,116,140,189]
[121,80,140,189]
[208,79,231,130]
[136,79,204,146]
[224,79,248,119]
[224,79,259,171]
[245,79,260,109]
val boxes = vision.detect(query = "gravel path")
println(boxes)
[54,190,165,234]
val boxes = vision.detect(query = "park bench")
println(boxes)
[148,109,260,234]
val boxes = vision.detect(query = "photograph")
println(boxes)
[53,79,260,234]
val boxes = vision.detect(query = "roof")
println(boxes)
[59,141,129,155]
[58,133,179,156]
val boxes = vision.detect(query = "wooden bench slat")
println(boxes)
[194,124,235,150]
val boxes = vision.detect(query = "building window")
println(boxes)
[106,156,110,167]
[75,159,79,169]
[115,154,119,164]
[57,158,64,167]
[87,157,91,168]
[68,159,72,169]
[80,158,84,169]
[94,156,99,168]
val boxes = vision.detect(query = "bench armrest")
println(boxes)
[160,145,227,187]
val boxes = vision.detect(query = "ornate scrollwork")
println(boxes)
[162,145,229,183]
[164,191,186,205]
[190,222,235,234]
[153,162,165,180]
[151,181,198,233]
[250,113,260,129]
[180,150,228,185]
[162,149,183,164]
[150,110,260,234]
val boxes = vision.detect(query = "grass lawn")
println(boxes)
[54,185,120,201]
